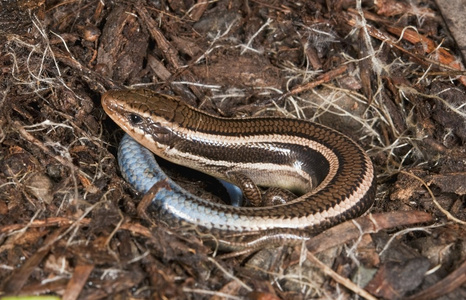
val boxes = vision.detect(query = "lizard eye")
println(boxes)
[128,114,143,125]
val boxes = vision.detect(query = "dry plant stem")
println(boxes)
[182,288,243,300]
[287,65,348,96]
[104,202,125,248]
[378,223,448,256]
[398,86,466,118]
[63,264,95,300]
[240,18,272,55]
[208,257,253,292]
[345,9,466,85]
[0,217,156,241]
[306,251,377,300]
[306,211,434,254]
[16,280,67,297]
[14,121,80,197]
[187,0,209,21]
[400,171,466,225]
[134,6,203,98]
[406,259,466,300]
[386,26,465,69]
[345,13,412,57]
[2,228,66,293]
[135,6,182,69]
[44,43,117,91]
[0,217,90,235]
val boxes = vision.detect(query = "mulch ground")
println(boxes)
[0,0,465,299]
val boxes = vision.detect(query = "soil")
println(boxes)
[0,0,465,299]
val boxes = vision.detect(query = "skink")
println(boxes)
[102,89,376,245]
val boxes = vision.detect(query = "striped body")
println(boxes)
[102,89,376,234]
